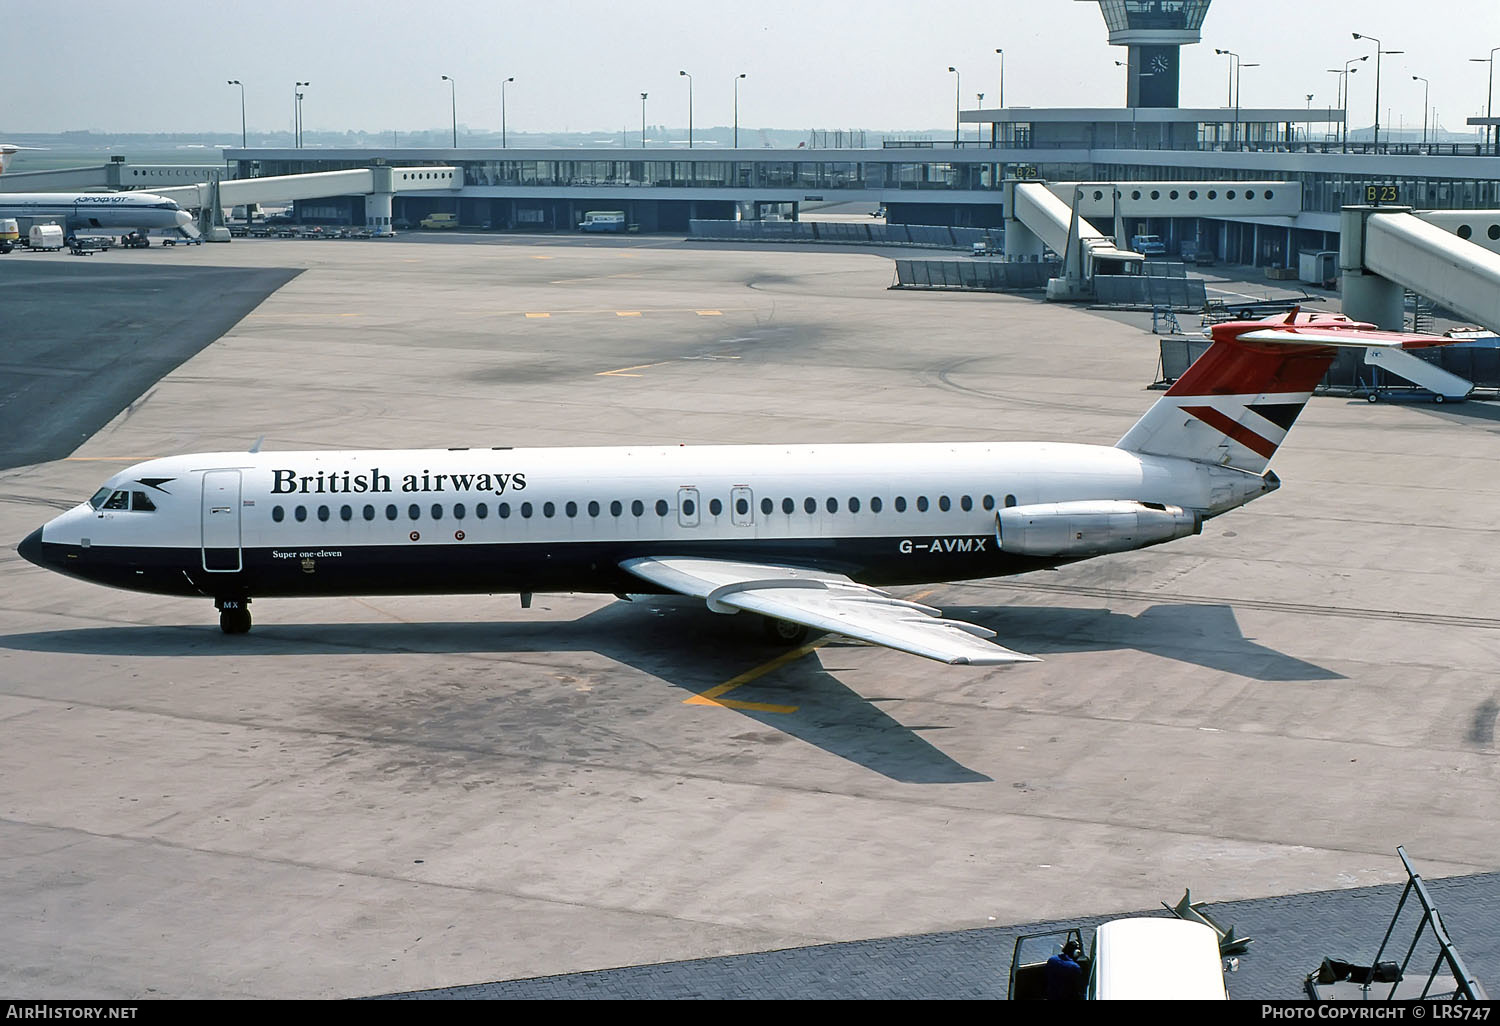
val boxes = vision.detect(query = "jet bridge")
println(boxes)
[1003,179,1301,302]
[1341,205,1500,336]
[151,165,461,237]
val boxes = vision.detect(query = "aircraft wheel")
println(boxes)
[762,616,809,646]
[1366,393,1379,403]
[1434,394,1446,404]
[219,604,252,635]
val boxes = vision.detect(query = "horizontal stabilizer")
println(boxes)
[1236,327,1434,349]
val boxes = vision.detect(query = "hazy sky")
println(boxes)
[8,0,1500,138]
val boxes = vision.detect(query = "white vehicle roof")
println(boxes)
[1093,918,1227,1000]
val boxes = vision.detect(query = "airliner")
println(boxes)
[16,313,1453,665]
[0,191,193,235]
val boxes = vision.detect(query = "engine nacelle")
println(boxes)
[996,500,1201,557]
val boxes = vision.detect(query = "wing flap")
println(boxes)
[621,556,1037,666]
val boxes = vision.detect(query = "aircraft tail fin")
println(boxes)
[1117,311,1448,474]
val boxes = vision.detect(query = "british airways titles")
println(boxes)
[271,468,528,496]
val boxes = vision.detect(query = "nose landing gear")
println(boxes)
[217,597,252,634]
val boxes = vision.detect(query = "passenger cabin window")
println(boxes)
[273,506,285,523]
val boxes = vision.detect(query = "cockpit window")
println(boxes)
[131,491,156,512]
[102,490,130,510]
[89,487,112,510]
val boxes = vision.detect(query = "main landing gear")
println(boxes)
[217,597,252,635]
[762,616,809,646]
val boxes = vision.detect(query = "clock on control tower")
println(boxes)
[1078,0,1212,108]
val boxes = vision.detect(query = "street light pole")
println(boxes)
[1237,63,1259,147]
[228,80,245,148]
[948,66,960,146]
[976,93,984,142]
[679,70,693,148]
[734,73,746,149]
[441,75,456,148]
[1468,48,1498,153]
[1412,75,1430,147]
[1214,49,1240,146]
[641,92,648,148]
[501,76,514,148]
[294,81,309,147]
[994,48,1004,109]
[1353,33,1403,152]
[1341,57,1367,151]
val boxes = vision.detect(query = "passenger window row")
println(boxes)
[268,493,1019,525]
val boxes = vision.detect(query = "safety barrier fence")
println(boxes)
[1094,275,1207,310]
[890,259,1057,291]
[1142,260,1188,278]
[689,219,1002,251]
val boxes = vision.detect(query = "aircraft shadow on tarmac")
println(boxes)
[0,598,1336,782]
[0,601,989,784]
[960,601,1343,682]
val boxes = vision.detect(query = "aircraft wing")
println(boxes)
[620,556,1038,666]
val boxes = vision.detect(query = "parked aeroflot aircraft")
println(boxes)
[17,313,1454,665]
[0,191,193,235]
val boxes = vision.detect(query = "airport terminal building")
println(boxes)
[223,110,1500,268]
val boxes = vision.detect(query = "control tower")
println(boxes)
[1078,1,1212,108]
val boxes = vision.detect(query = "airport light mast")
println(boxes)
[294,81,309,148]
[1353,33,1403,152]
[441,75,457,148]
[1470,47,1499,154]
[948,66,960,146]
[733,73,746,149]
[227,80,246,148]
[1413,75,1430,147]
[501,76,514,149]
[641,92,648,148]
[679,71,693,148]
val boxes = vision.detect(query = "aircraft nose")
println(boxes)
[17,526,47,569]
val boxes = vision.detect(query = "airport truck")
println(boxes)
[578,210,626,233]
[419,212,458,230]
[0,217,18,253]
[28,224,64,251]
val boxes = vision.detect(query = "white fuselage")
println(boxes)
[0,192,192,232]
[23,441,1270,601]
